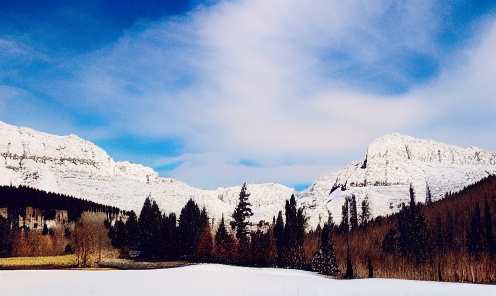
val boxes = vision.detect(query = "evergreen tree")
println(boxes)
[273,211,284,259]
[0,216,13,257]
[445,210,454,251]
[350,195,358,231]
[340,197,349,233]
[360,195,371,225]
[138,196,162,258]
[284,195,298,246]
[467,202,484,255]
[281,195,305,268]
[126,210,139,250]
[179,199,204,256]
[435,216,444,254]
[111,218,127,249]
[215,214,234,260]
[426,184,433,205]
[231,183,253,246]
[296,207,306,246]
[311,216,339,276]
[484,197,495,255]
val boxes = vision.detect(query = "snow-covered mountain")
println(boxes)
[1,121,495,229]
[0,121,295,227]
[298,133,496,228]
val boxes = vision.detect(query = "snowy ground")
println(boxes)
[1,264,495,296]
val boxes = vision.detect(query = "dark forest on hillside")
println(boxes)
[0,185,122,222]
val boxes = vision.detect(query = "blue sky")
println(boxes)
[1,0,495,190]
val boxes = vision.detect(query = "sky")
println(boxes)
[1,0,495,191]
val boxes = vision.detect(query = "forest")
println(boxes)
[1,176,496,284]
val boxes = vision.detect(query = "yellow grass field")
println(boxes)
[0,255,78,269]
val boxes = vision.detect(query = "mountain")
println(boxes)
[1,121,495,229]
[298,133,496,228]
[0,121,295,227]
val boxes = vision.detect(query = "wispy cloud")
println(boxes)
[1,0,495,189]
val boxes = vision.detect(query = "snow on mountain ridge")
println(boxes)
[298,133,496,228]
[1,121,495,230]
[0,121,294,227]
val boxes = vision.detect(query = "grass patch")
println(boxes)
[0,255,78,269]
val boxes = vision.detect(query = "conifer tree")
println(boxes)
[340,197,349,233]
[231,183,253,246]
[360,195,371,225]
[311,216,339,276]
[426,184,433,204]
[273,211,284,258]
[467,202,484,255]
[125,210,139,250]
[350,195,358,231]
[179,199,204,256]
[484,197,495,255]
[138,196,162,258]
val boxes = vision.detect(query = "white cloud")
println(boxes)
[21,0,494,189]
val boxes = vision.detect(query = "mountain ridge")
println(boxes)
[1,121,495,229]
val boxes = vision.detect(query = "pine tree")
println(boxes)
[138,196,162,258]
[311,217,339,276]
[125,210,139,250]
[350,195,358,231]
[179,199,204,257]
[484,197,495,255]
[360,195,371,225]
[231,183,253,247]
[273,211,284,259]
[340,197,349,233]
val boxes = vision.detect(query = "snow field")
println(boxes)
[1,264,495,296]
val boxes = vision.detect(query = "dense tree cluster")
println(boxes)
[0,185,121,222]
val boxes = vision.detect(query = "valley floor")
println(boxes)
[1,264,495,296]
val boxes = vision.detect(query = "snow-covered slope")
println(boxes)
[0,121,295,227]
[2,264,495,296]
[1,121,495,230]
[298,133,496,228]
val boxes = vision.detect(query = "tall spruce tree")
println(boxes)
[126,210,139,250]
[273,211,284,259]
[138,196,162,258]
[231,183,253,246]
[179,199,204,256]
[311,215,339,276]
[340,197,350,233]
[350,195,358,231]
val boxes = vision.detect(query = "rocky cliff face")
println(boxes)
[1,122,495,230]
